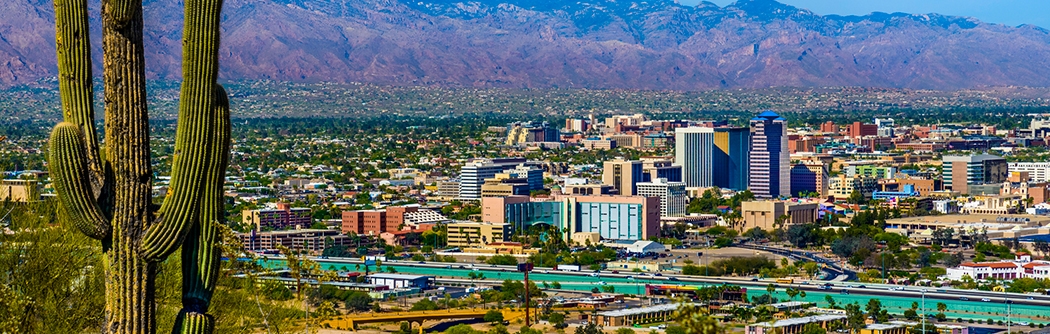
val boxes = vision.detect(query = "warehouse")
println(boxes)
[366,274,432,290]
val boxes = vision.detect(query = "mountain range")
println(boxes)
[3,0,1050,90]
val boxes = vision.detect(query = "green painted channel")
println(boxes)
[260,259,1050,323]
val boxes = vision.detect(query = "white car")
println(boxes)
[590,273,600,277]
[981,298,992,302]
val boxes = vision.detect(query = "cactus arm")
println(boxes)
[140,0,225,263]
[49,122,111,240]
[55,0,105,197]
[174,85,229,334]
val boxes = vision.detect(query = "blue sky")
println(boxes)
[686,0,1050,28]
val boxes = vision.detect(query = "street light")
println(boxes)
[1005,290,1011,334]
[921,288,927,334]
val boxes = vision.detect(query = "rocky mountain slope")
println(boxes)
[3,0,1050,90]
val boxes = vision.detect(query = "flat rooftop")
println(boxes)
[598,303,700,317]
[750,315,846,328]
[367,273,432,280]
[885,214,1050,228]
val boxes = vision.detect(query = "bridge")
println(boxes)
[325,309,526,333]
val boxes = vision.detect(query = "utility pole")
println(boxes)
[518,263,534,327]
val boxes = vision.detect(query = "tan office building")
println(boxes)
[446,221,510,248]
[741,201,819,231]
[0,179,39,202]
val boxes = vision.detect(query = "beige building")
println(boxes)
[446,221,510,248]
[0,179,40,202]
[741,201,819,231]
[603,160,643,196]
[571,232,602,246]
[828,175,878,201]
[605,260,672,272]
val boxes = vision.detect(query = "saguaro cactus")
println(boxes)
[49,0,227,332]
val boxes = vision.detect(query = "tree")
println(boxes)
[787,224,820,248]
[744,227,770,241]
[824,295,837,309]
[486,255,519,266]
[46,0,230,330]
[344,292,374,312]
[848,190,865,204]
[673,302,724,334]
[548,312,567,329]
[1035,240,1050,257]
[845,303,866,333]
[866,299,883,323]
[411,299,439,311]
[518,327,545,334]
[574,318,603,334]
[484,310,505,324]
[936,302,947,312]
[683,265,703,275]
[800,323,827,334]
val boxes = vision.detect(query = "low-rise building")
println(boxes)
[636,178,688,218]
[446,221,510,248]
[462,241,538,255]
[581,138,616,150]
[0,179,40,202]
[873,184,921,201]
[741,200,820,231]
[605,260,672,272]
[238,229,347,254]
[601,240,666,254]
[745,315,848,334]
[367,274,432,290]
[484,195,660,242]
[342,206,423,235]
[594,303,693,327]
[242,202,312,231]
[861,323,909,334]
[828,175,878,201]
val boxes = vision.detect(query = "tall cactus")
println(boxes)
[49,0,227,332]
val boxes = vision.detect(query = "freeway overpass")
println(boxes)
[325,309,525,333]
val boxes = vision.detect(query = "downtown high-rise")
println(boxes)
[674,127,715,187]
[748,111,790,198]
[713,127,750,191]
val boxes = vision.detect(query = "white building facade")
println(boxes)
[675,127,715,188]
[636,178,688,218]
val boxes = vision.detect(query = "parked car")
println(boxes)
[981,298,992,302]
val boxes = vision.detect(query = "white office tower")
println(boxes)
[637,178,688,217]
[675,127,715,188]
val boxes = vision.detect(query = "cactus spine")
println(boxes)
[49,0,227,332]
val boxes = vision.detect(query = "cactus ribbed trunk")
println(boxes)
[105,238,157,334]
[101,0,155,332]
[49,0,227,331]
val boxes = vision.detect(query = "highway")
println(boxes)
[282,256,1050,308]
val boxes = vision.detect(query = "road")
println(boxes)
[737,244,856,281]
